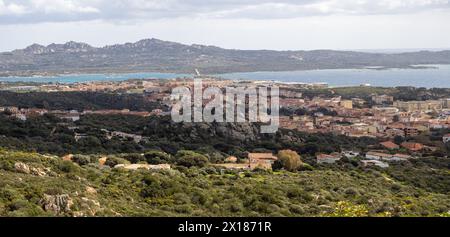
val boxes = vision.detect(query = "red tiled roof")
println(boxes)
[380,141,399,149]
[401,142,424,151]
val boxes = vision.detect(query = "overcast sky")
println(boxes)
[1,0,450,52]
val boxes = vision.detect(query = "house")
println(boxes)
[12,113,27,121]
[443,134,450,143]
[248,153,278,170]
[340,100,353,109]
[342,151,360,158]
[110,131,143,143]
[404,127,420,137]
[59,114,80,122]
[385,128,405,137]
[4,106,19,114]
[352,98,366,106]
[280,89,302,98]
[23,108,48,117]
[374,107,399,113]
[74,133,88,141]
[316,153,341,164]
[372,94,394,105]
[365,151,392,160]
[380,141,400,150]
[401,142,424,152]
[394,100,442,112]
[391,153,412,161]
[150,109,164,116]
[361,160,389,168]
[366,151,410,162]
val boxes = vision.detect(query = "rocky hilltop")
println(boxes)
[1,38,450,76]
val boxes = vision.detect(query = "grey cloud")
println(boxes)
[0,0,449,24]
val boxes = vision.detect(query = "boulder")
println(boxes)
[14,162,47,176]
[62,154,73,161]
[14,162,30,174]
[40,194,73,215]
[73,197,101,217]
[98,157,108,166]
[30,167,47,176]
[85,186,97,195]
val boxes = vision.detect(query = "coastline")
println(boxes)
[0,63,446,78]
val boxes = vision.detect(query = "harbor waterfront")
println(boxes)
[1,65,450,88]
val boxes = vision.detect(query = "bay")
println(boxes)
[218,65,450,88]
[1,65,449,88]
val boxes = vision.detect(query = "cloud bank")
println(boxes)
[0,0,449,24]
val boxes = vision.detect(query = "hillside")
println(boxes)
[1,149,449,217]
[1,39,450,76]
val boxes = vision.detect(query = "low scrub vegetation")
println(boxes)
[0,149,448,217]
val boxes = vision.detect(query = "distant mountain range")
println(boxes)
[1,38,450,76]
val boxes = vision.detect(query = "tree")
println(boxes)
[275,149,302,172]
[393,115,400,122]
[299,143,319,155]
[175,150,209,168]
[78,136,102,148]
[445,142,450,153]
[71,155,91,166]
[123,153,145,164]
[394,135,405,145]
[58,160,80,173]
[144,150,172,164]
[104,157,129,168]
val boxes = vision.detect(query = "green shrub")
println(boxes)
[122,153,145,164]
[144,150,172,164]
[58,160,80,173]
[175,150,209,168]
[104,157,129,168]
[72,155,91,166]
